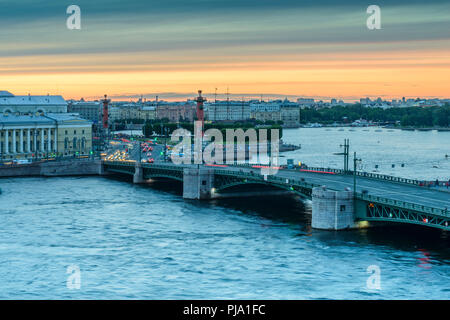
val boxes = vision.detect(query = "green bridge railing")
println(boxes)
[357,193,449,218]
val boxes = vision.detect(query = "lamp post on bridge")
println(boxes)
[334,139,350,173]
[353,152,362,200]
[138,141,142,163]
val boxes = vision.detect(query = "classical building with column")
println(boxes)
[0,113,92,160]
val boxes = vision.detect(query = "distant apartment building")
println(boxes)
[0,91,67,114]
[67,100,102,123]
[118,103,141,120]
[297,98,315,108]
[156,103,196,122]
[107,103,156,122]
[249,100,301,127]
[139,106,156,121]
[109,106,121,122]
[205,101,251,121]
[250,103,281,122]
[280,100,301,127]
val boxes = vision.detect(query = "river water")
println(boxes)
[283,127,450,181]
[0,128,449,299]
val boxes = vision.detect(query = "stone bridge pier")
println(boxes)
[182,167,214,199]
[133,162,145,184]
[311,186,356,230]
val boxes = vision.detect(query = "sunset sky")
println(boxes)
[0,0,449,101]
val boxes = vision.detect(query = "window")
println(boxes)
[74,130,76,134]
[340,205,346,212]
[202,180,206,186]
[65,130,68,135]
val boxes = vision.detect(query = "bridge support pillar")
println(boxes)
[183,167,214,199]
[133,163,145,184]
[311,187,355,230]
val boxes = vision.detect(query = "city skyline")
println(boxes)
[1,1,449,100]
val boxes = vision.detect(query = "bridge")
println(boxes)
[103,160,450,231]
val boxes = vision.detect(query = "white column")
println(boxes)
[12,129,16,154]
[27,129,31,153]
[47,129,51,152]
[54,129,58,152]
[41,129,45,152]
[19,129,23,153]
[4,129,8,154]
[33,130,37,152]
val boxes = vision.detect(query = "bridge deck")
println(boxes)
[278,170,449,210]
[104,161,449,211]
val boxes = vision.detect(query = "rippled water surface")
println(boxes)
[283,127,450,180]
[0,129,449,299]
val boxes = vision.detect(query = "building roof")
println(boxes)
[0,91,14,98]
[0,113,55,126]
[45,113,92,125]
[0,94,66,106]
[0,113,92,126]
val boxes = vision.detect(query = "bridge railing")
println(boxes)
[357,193,449,217]
[213,168,321,190]
[104,160,135,166]
[286,165,440,187]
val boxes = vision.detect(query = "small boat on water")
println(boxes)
[375,129,382,132]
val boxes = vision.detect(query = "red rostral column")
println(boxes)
[102,94,110,129]
[194,90,207,134]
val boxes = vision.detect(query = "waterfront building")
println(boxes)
[0,113,92,160]
[249,100,300,126]
[250,102,281,122]
[280,100,301,127]
[0,91,67,114]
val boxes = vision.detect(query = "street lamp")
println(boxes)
[334,139,350,173]
[353,152,362,200]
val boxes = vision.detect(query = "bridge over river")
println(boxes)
[103,160,450,231]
